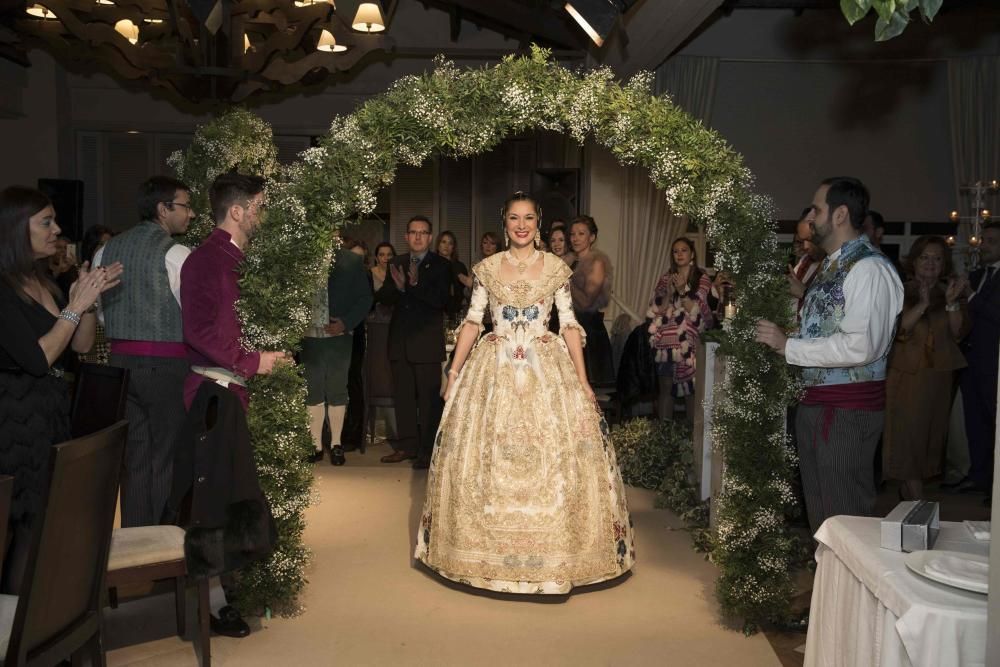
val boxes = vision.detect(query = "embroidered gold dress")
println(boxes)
[414,252,635,594]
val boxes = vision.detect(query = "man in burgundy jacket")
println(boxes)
[178,172,287,637]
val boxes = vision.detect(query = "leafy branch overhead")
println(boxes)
[840,0,944,41]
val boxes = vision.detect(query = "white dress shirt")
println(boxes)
[785,244,904,369]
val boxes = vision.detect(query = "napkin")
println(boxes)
[924,553,989,592]
[964,520,990,542]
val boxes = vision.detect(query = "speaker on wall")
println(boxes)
[37,178,85,241]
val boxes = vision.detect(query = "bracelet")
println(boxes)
[945,302,960,312]
[59,309,81,326]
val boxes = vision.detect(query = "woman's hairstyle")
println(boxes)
[436,230,459,263]
[81,224,113,265]
[903,235,953,281]
[570,215,598,240]
[209,172,265,224]
[374,241,396,263]
[0,185,60,299]
[669,236,704,294]
[500,191,541,222]
[548,226,566,245]
[480,231,500,255]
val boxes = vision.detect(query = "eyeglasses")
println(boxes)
[164,201,195,213]
[407,230,432,236]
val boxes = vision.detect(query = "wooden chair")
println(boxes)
[105,526,211,667]
[0,476,11,576]
[70,363,129,438]
[1,420,127,667]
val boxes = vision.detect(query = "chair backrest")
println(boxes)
[4,421,128,667]
[0,475,12,574]
[70,363,129,438]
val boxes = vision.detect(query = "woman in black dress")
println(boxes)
[435,230,471,328]
[0,186,122,593]
[568,215,616,386]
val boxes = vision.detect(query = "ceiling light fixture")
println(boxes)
[317,29,347,52]
[114,18,139,44]
[25,4,58,19]
[564,0,627,47]
[352,2,385,32]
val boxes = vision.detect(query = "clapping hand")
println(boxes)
[69,261,123,313]
[390,263,406,290]
[945,276,968,305]
[786,264,806,299]
[408,261,419,287]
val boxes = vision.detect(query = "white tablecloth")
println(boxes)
[804,516,989,667]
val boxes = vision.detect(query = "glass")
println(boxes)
[407,230,432,236]
[164,201,195,213]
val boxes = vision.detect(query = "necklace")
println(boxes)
[504,249,540,274]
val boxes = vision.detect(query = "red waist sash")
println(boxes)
[109,340,188,359]
[801,380,885,442]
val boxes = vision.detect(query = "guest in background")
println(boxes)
[302,235,372,465]
[647,237,713,421]
[479,231,500,260]
[339,237,374,454]
[959,221,1000,499]
[96,175,194,527]
[863,209,903,275]
[883,236,969,500]
[568,215,615,386]
[548,226,572,264]
[756,177,903,534]
[0,185,121,593]
[788,207,825,321]
[435,230,471,327]
[368,242,398,441]
[48,235,78,297]
[377,216,452,468]
[81,225,113,266]
[78,224,114,365]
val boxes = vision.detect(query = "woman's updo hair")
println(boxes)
[500,191,542,221]
[570,214,598,239]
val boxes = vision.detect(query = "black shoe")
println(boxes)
[308,450,324,463]
[210,605,250,638]
[412,459,430,470]
[330,446,346,466]
[940,476,969,490]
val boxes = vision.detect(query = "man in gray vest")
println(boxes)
[95,175,194,527]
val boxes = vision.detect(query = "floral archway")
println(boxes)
[171,46,799,631]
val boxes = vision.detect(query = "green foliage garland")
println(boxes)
[839,0,944,41]
[174,47,798,629]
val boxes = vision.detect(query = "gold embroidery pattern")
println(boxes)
[414,254,634,594]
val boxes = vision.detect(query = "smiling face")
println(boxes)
[29,205,61,259]
[549,229,566,256]
[504,200,539,251]
[914,242,944,283]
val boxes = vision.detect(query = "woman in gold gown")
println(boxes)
[414,192,634,594]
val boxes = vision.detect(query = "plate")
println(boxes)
[904,550,989,594]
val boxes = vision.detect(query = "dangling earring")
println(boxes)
[504,231,510,248]
[534,229,541,249]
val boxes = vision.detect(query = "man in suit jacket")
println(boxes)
[377,215,452,468]
[960,222,1000,497]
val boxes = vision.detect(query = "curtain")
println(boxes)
[948,56,1000,219]
[611,56,719,324]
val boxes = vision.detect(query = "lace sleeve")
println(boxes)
[460,277,489,334]
[555,280,587,346]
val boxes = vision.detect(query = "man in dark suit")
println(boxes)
[377,215,452,469]
[960,221,1000,499]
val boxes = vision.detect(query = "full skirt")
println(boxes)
[415,332,634,594]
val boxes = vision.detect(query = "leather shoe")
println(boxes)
[210,605,250,638]
[330,446,346,466]
[307,450,324,463]
[412,459,430,470]
[381,450,414,463]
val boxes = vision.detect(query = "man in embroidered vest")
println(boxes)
[302,235,373,466]
[95,175,193,528]
[757,177,903,534]
[178,172,288,638]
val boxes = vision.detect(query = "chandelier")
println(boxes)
[947,179,998,269]
[14,0,393,104]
